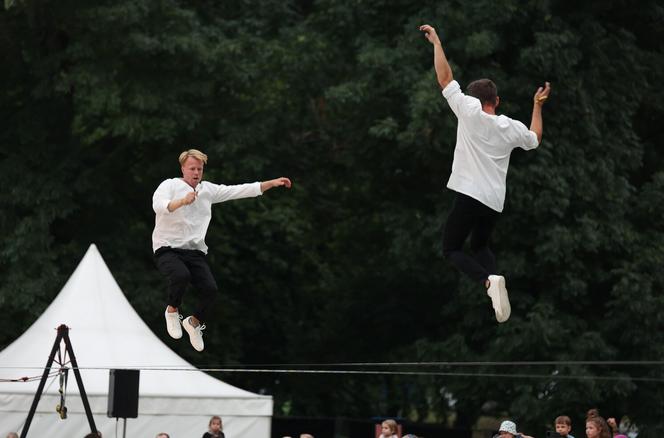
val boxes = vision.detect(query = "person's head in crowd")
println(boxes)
[403,435,420,438]
[7,433,19,438]
[586,409,611,438]
[499,420,518,438]
[300,434,314,438]
[381,419,398,437]
[209,415,223,435]
[556,415,573,437]
[156,434,170,438]
[83,433,101,438]
[606,418,627,438]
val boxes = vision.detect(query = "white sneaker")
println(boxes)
[164,309,183,339]
[487,275,511,323]
[182,316,206,352]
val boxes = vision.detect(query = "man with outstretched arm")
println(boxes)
[420,24,551,323]
[152,149,291,351]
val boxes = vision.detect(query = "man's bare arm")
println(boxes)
[530,82,551,143]
[420,24,453,89]
[260,177,292,193]
[167,191,197,212]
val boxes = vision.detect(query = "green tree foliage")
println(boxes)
[1,0,663,434]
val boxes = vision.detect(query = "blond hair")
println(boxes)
[178,149,208,166]
[382,419,398,434]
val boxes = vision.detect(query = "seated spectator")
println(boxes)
[156,434,170,438]
[378,419,398,438]
[498,420,534,438]
[203,416,225,438]
[586,409,611,438]
[555,415,575,438]
[607,417,627,438]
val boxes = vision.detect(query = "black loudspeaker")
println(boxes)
[107,369,140,418]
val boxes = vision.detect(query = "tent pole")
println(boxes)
[61,325,98,433]
[20,326,64,438]
[123,418,127,438]
[20,324,98,438]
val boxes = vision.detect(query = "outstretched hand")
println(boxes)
[419,24,441,45]
[534,82,552,105]
[272,177,292,188]
[261,177,292,193]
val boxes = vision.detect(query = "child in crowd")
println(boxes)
[607,417,628,438]
[378,419,398,438]
[586,410,611,438]
[202,415,225,438]
[555,415,575,438]
[497,420,535,438]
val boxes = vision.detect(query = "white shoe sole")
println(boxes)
[495,276,510,322]
[487,275,511,323]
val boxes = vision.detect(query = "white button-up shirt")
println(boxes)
[152,178,262,253]
[442,80,539,212]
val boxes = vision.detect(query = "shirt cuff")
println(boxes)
[528,130,539,148]
[154,199,171,214]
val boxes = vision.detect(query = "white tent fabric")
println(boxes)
[0,244,272,438]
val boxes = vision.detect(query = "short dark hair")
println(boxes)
[555,415,572,426]
[467,79,497,106]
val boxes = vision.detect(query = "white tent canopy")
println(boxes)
[0,244,272,438]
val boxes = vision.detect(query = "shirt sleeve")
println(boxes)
[209,181,263,204]
[152,180,173,214]
[511,119,539,150]
[442,80,481,119]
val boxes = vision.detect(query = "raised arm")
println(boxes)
[530,82,551,143]
[419,24,453,89]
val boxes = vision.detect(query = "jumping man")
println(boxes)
[420,24,551,322]
[152,149,291,350]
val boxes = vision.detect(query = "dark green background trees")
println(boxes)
[2,0,663,434]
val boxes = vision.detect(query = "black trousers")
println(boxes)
[442,192,499,283]
[154,247,218,323]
